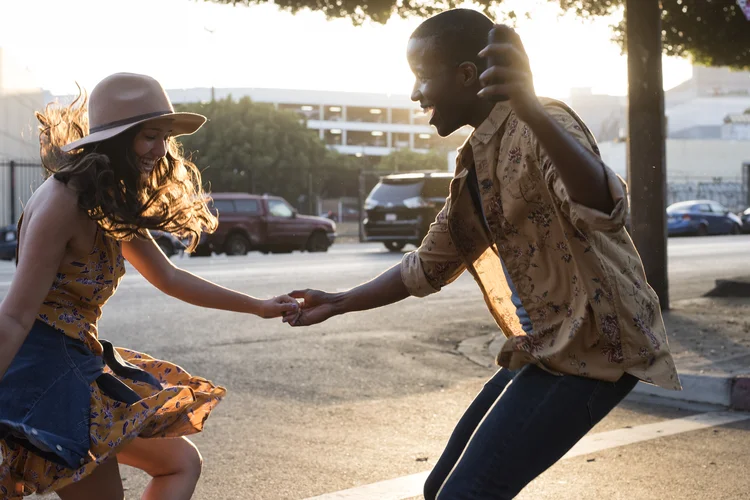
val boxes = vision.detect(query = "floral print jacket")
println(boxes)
[400,99,680,390]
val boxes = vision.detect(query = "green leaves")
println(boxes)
[176,96,349,201]
[375,148,447,172]
[201,0,750,69]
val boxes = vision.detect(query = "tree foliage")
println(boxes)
[202,0,750,69]
[375,148,448,172]
[175,97,356,205]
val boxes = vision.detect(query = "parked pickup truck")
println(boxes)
[193,193,336,256]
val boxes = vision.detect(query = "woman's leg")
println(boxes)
[56,457,124,500]
[436,365,638,500]
[117,436,203,500]
[424,368,516,500]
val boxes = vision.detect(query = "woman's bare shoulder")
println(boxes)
[23,176,83,223]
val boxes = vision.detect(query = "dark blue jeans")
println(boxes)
[0,321,162,469]
[424,364,639,499]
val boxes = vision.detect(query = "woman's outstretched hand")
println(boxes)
[260,295,301,319]
[282,289,338,327]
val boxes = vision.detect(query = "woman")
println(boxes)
[0,72,299,499]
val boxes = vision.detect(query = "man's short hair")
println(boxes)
[410,9,495,72]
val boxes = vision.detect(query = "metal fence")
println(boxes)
[2,161,748,228]
[0,160,45,227]
[667,179,748,212]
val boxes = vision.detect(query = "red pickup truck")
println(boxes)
[193,193,336,256]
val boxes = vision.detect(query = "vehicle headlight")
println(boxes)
[5,231,16,242]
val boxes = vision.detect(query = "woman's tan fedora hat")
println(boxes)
[61,72,206,152]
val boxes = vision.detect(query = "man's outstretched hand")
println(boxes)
[283,266,409,327]
[282,289,339,327]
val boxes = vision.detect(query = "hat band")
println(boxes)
[89,110,173,134]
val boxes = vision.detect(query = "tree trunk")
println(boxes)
[626,0,669,310]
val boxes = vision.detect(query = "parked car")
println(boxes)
[320,207,360,222]
[193,193,336,256]
[666,200,742,236]
[151,230,185,257]
[741,207,750,234]
[363,172,453,252]
[0,224,185,261]
[0,224,17,261]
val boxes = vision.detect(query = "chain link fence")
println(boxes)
[1,160,45,227]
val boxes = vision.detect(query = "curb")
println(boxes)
[636,372,750,411]
[732,375,750,411]
[457,334,750,411]
[633,372,732,407]
[704,277,750,298]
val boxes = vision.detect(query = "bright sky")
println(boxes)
[0,0,693,98]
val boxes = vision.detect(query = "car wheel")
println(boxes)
[384,241,406,252]
[306,231,330,253]
[696,224,708,237]
[225,234,250,256]
[730,223,741,235]
[191,245,212,257]
[156,238,174,257]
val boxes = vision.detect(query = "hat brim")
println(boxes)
[61,112,207,152]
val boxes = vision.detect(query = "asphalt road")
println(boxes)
[0,235,747,499]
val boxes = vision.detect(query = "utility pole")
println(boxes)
[9,160,16,223]
[358,169,366,243]
[626,0,669,310]
[308,170,314,215]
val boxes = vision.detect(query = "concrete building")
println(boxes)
[161,64,749,169]
[722,113,750,141]
[563,65,750,142]
[563,88,627,142]
[570,65,750,197]
[598,139,749,182]
[0,47,44,160]
[0,47,46,226]
[42,63,749,181]
[166,87,470,164]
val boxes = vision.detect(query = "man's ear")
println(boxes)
[457,61,479,87]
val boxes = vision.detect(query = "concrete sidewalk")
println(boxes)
[458,280,750,411]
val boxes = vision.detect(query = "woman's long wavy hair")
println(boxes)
[36,90,217,252]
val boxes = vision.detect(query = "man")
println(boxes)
[285,9,680,499]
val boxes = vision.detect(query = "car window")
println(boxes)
[693,204,712,213]
[369,181,423,204]
[268,199,294,218]
[709,202,726,214]
[234,199,260,214]
[212,200,235,214]
[667,202,694,214]
[667,203,688,214]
